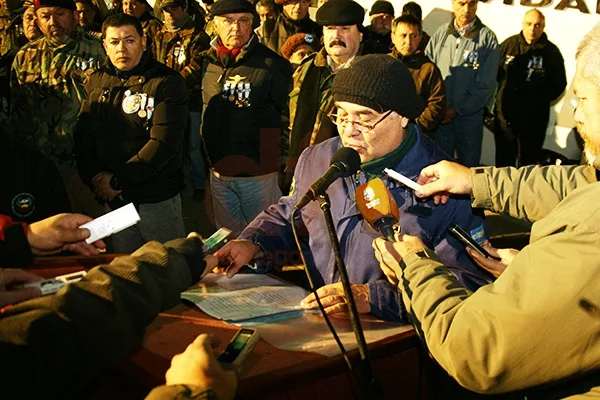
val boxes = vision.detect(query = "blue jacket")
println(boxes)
[425,17,500,117]
[239,128,494,321]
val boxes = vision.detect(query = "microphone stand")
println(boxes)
[317,193,380,399]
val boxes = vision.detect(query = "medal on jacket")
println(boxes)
[174,42,186,65]
[146,97,155,120]
[138,93,148,118]
[243,83,251,107]
[222,82,231,100]
[122,89,141,114]
[463,50,479,70]
[235,83,245,107]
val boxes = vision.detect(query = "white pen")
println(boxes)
[383,168,423,191]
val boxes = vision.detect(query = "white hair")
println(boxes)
[576,23,600,85]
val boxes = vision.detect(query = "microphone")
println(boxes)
[356,177,399,241]
[294,147,361,210]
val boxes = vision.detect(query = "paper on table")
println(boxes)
[182,273,310,322]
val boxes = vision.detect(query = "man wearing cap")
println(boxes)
[181,0,292,236]
[154,0,210,200]
[390,14,446,136]
[10,0,105,217]
[216,54,493,322]
[285,0,364,191]
[425,0,499,167]
[256,0,320,56]
[75,0,102,35]
[280,31,318,70]
[74,13,188,253]
[363,0,393,54]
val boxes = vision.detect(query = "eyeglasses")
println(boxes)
[328,109,393,133]
[216,16,253,28]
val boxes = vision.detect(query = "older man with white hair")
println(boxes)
[374,23,600,398]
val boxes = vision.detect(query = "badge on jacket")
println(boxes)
[222,75,251,108]
[122,90,154,119]
[526,55,544,82]
[463,50,479,70]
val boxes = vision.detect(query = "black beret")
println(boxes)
[369,1,394,17]
[316,0,364,26]
[33,0,76,11]
[332,54,424,119]
[161,0,187,9]
[210,0,254,16]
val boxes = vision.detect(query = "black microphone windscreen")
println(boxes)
[330,147,361,176]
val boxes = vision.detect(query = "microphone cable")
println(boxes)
[290,207,364,397]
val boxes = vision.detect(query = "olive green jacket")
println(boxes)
[394,164,600,397]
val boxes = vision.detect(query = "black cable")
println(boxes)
[290,207,363,396]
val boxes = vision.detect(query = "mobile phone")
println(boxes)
[449,224,493,259]
[21,271,87,296]
[202,227,233,255]
[218,328,260,367]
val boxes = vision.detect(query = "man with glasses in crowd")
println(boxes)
[216,54,493,323]
[182,0,292,236]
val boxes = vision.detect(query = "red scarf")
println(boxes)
[216,39,243,67]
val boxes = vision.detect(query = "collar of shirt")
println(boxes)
[453,18,475,37]
[327,54,356,71]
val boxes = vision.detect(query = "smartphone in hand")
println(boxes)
[218,328,260,367]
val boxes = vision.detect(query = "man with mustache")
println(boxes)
[373,23,600,397]
[425,0,499,167]
[74,13,188,253]
[10,0,105,217]
[363,0,394,54]
[285,0,364,191]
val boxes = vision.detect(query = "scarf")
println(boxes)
[360,124,417,179]
[215,39,243,67]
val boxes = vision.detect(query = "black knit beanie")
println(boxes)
[369,0,394,17]
[331,54,424,119]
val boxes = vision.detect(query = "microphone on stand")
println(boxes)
[356,177,399,242]
[294,147,361,211]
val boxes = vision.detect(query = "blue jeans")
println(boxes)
[109,194,185,254]
[434,111,484,167]
[209,170,281,237]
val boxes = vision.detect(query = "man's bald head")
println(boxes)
[522,8,545,44]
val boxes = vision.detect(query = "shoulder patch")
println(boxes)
[11,192,35,218]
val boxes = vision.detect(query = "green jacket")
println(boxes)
[394,164,600,397]
[9,30,105,175]
[153,18,210,111]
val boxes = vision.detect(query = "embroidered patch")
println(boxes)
[11,193,35,218]
[470,224,485,245]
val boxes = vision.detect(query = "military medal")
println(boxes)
[235,83,244,107]
[147,97,155,119]
[138,93,148,118]
[122,90,141,114]
[243,83,251,107]
[222,82,231,100]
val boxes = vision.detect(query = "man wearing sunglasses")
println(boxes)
[217,54,494,323]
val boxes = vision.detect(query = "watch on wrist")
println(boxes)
[109,175,122,191]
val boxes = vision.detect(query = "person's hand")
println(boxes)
[28,213,106,256]
[214,240,262,278]
[415,160,473,205]
[300,282,370,315]
[441,107,457,124]
[0,268,44,307]
[467,240,519,278]
[165,334,238,400]
[373,233,428,285]
[92,172,122,202]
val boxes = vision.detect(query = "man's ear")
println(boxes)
[400,115,409,128]
[72,9,80,25]
[141,34,147,50]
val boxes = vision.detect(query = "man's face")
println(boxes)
[35,7,78,44]
[256,5,275,23]
[370,13,392,35]
[452,0,477,28]
[75,2,96,27]
[392,22,420,56]
[323,25,362,62]
[522,11,544,45]
[289,43,313,64]
[214,12,253,49]
[23,7,42,41]
[335,101,408,163]
[163,5,186,25]
[123,0,145,19]
[283,0,309,21]
[574,60,600,164]
[103,25,146,71]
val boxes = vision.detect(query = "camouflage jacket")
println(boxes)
[153,17,209,110]
[9,30,105,175]
[0,10,23,57]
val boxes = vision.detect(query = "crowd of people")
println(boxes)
[1,0,599,398]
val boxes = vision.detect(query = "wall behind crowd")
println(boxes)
[354,0,600,164]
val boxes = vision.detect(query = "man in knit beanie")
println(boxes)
[216,54,494,323]
[364,0,394,54]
